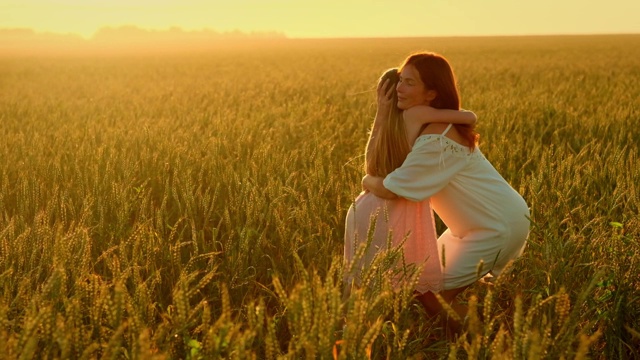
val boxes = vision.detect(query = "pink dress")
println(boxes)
[344,191,443,294]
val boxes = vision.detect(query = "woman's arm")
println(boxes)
[403,105,476,127]
[362,174,398,199]
[365,79,396,168]
[382,138,468,202]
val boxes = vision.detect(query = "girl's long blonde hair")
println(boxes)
[365,68,412,177]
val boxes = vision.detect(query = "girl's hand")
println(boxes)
[376,78,395,120]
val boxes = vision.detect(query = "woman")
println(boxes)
[362,52,530,333]
[343,67,477,296]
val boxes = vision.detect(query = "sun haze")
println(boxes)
[2,0,639,39]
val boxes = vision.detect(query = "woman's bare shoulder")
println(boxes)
[420,123,450,134]
[420,124,467,145]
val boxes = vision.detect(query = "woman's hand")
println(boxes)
[362,174,398,199]
[361,175,371,192]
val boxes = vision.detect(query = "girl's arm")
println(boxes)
[362,174,398,199]
[403,105,476,127]
[365,79,395,168]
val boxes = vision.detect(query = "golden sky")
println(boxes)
[2,0,639,38]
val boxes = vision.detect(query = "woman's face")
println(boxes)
[396,64,432,110]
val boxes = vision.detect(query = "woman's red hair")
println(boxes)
[400,52,478,150]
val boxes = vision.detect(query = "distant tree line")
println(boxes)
[0,26,287,50]
[91,26,287,42]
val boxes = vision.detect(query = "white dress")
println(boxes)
[383,124,530,290]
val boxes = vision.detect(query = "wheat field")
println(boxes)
[0,34,639,359]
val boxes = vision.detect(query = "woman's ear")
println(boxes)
[425,90,437,102]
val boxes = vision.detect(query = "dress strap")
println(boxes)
[442,123,453,136]
[438,123,453,168]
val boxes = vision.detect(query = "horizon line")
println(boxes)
[1,26,639,41]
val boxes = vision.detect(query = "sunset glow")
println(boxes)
[2,0,639,39]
